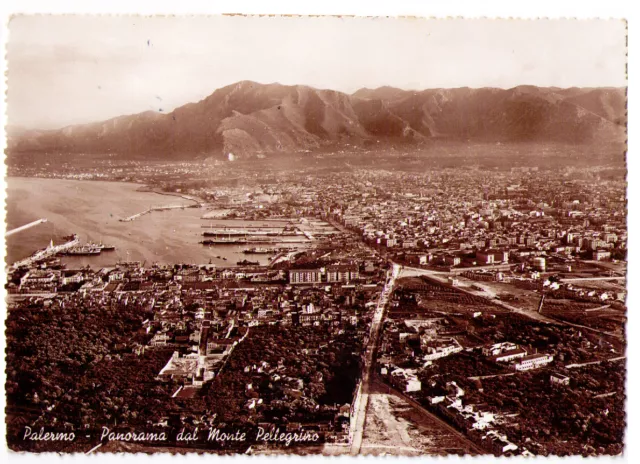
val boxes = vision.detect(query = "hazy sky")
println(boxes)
[7,16,627,129]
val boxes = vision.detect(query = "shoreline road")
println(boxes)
[350,263,400,455]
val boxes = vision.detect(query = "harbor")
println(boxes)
[198,218,339,265]
[5,178,341,268]
[199,219,338,244]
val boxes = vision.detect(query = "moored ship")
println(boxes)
[201,238,244,245]
[59,240,117,256]
[62,245,102,256]
[242,247,274,254]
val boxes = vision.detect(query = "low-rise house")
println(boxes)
[550,372,571,386]
[482,342,519,357]
[150,333,170,347]
[390,367,421,392]
[483,430,519,455]
[423,337,463,360]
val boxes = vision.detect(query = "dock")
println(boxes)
[120,205,191,222]
[202,237,309,245]
[10,235,80,270]
[201,224,287,229]
[203,230,301,237]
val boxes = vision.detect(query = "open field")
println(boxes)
[361,380,481,456]
[394,277,510,317]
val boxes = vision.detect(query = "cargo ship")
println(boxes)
[61,245,102,256]
[236,259,260,266]
[201,239,244,245]
[59,241,116,256]
[117,261,142,268]
[242,247,274,254]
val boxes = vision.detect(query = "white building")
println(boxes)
[550,372,570,386]
[423,338,463,361]
[514,353,553,371]
[493,348,527,363]
[482,341,519,357]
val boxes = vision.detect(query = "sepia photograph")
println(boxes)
[2,11,629,458]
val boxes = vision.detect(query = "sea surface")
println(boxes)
[5,177,321,268]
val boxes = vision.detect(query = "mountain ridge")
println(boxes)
[7,82,626,159]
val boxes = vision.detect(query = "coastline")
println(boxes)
[7,175,206,207]
[134,185,204,207]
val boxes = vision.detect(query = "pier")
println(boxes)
[202,237,309,245]
[6,218,48,237]
[10,235,80,270]
[201,224,286,229]
[120,205,192,222]
[202,229,301,237]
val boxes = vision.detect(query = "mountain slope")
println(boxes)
[8,82,626,158]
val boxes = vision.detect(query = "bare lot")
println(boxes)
[361,381,480,456]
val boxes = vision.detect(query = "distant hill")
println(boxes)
[7,81,626,159]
